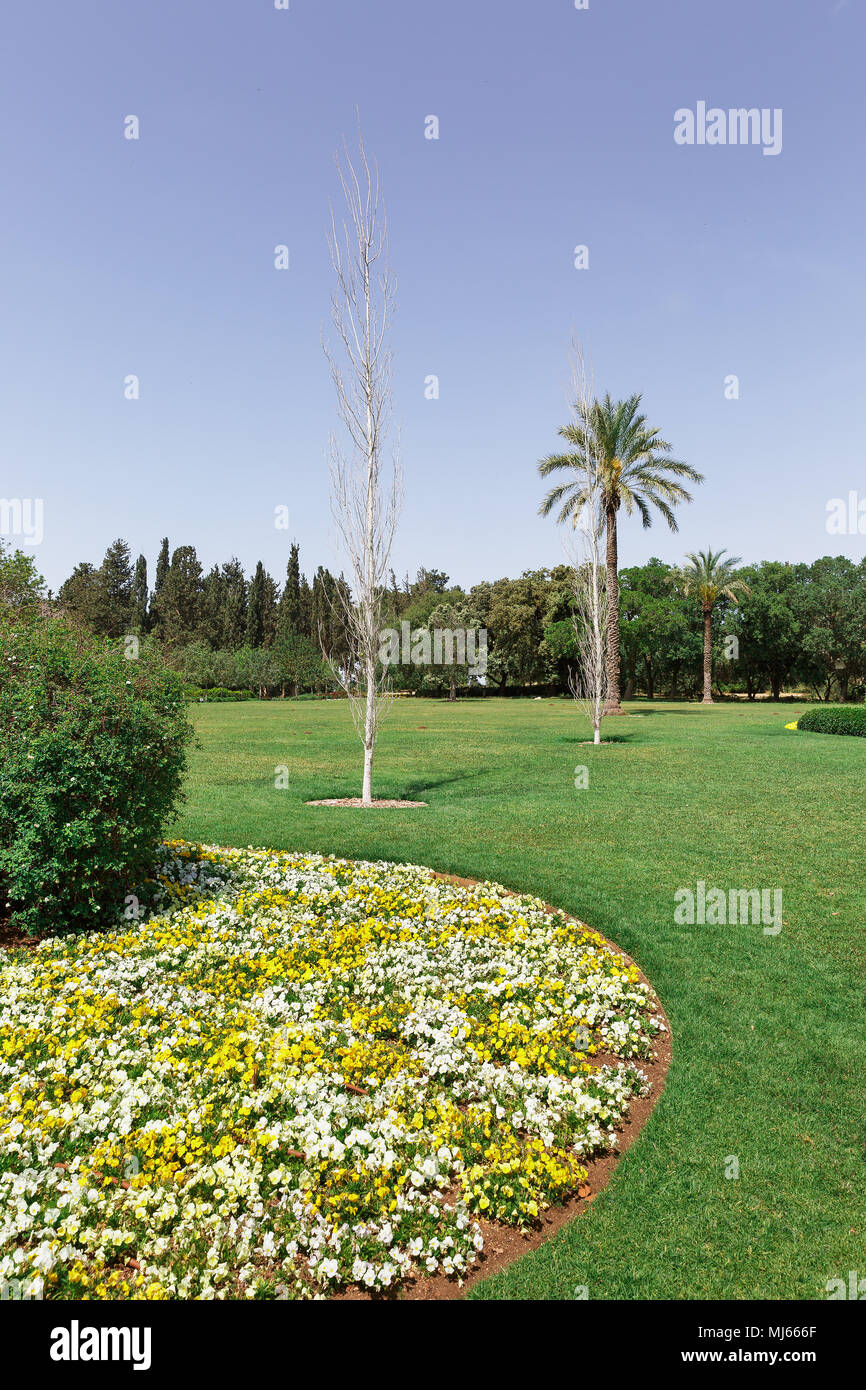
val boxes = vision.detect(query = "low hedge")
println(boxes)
[797,705,866,737]
[184,687,255,702]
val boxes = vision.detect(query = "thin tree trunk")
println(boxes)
[604,503,623,713]
[702,607,714,702]
[325,121,401,811]
[362,658,375,805]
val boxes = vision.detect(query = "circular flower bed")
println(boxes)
[0,843,666,1300]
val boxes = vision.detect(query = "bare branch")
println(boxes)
[323,115,402,804]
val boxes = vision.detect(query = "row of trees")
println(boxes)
[58,538,351,654]
[46,534,866,704]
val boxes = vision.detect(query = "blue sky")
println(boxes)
[2,0,864,594]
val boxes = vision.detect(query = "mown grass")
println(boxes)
[170,696,865,1300]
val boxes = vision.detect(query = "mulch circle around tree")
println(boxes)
[336,869,672,1301]
[305,798,428,808]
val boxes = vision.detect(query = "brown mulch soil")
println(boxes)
[0,917,49,953]
[337,869,672,1300]
[306,798,428,808]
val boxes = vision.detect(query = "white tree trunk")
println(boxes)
[324,115,402,805]
[362,658,376,805]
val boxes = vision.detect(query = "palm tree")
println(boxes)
[539,393,703,713]
[674,549,750,703]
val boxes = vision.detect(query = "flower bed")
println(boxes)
[0,843,666,1300]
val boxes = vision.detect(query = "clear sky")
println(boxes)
[2,0,864,594]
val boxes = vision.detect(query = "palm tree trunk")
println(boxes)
[702,607,714,703]
[604,503,624,713]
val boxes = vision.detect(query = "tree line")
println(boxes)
[45,537,866,702]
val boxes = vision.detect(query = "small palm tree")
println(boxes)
[674,549,750,703]
[539,393,703,712]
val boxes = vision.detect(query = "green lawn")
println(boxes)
[170,696,864,1300]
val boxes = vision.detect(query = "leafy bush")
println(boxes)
[0,617,193,934]
[797,705,866,737]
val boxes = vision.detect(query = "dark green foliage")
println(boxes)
[0,616,193,935]
[272,631,333,695]
[154,538,170,599]
[797,705,866,736]
[97,538,135,636]
[151,546,203,646]
[619,559,702,699]
[57,540,135,638]
[57,539,866,702]
[261,569,279,647]
[131,554,149,634]
[276,542,302,640]
[184,686,255,702]
[57,563,103,630]
[0,539,45,613]
[220,558,248,649]
[246,561,267,647]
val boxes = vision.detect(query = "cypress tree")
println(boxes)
[154,538,169,598]
[310,567,327,651]
[221,559,247,649]
[98,538,135,637]
[199,565,224,648]
[246,561,266,648]
[57,563,102,630]
[153,545,203,646]
[299,575,313,638]
[131,554,149,633]
[262,569,279,648]
[276,543,302,639]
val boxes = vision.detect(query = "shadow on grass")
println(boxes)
[561,733,636,745]
[307,769,491,802]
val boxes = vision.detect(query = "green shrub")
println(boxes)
[797,705,866,737]
[0,617,193,935]
[184,686,255,702]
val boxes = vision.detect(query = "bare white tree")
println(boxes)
[324,117,401,805]
[563,342,608,744]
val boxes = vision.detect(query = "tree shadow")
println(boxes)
[561,733,635,745]
[399,769,490,797]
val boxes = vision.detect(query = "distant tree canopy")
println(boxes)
[45,539,866,703]
[0,538,45,614]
